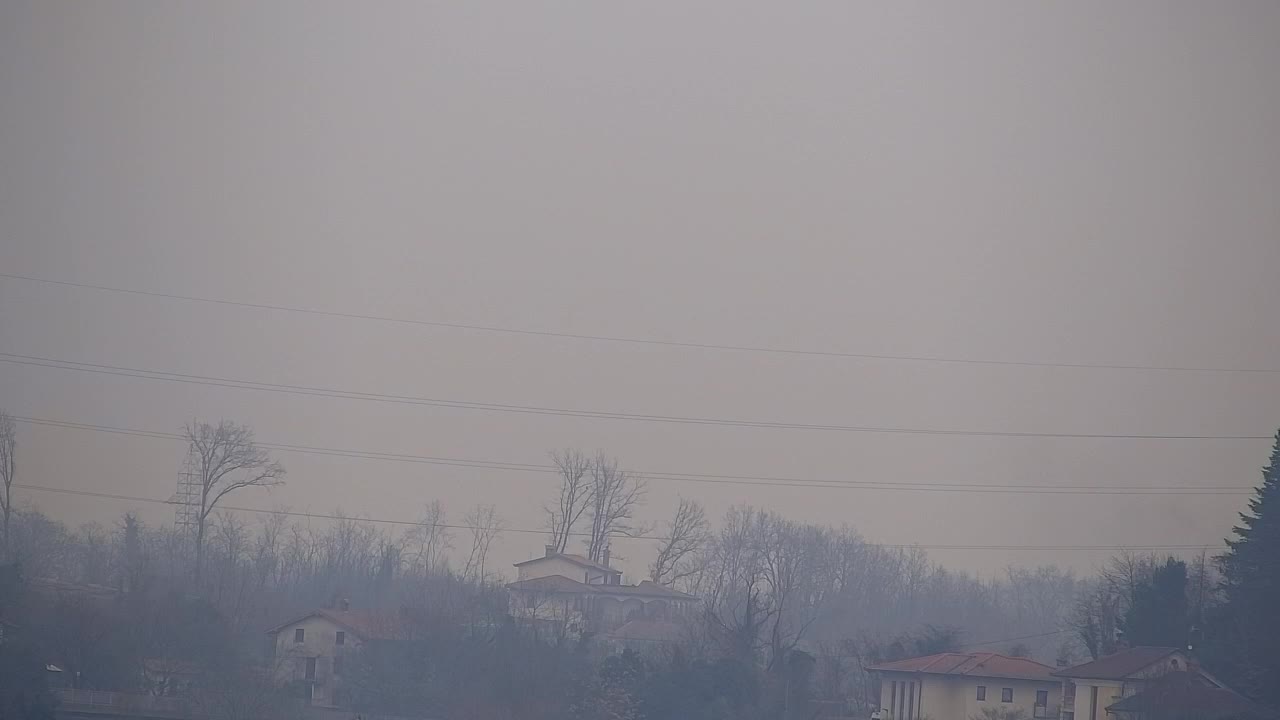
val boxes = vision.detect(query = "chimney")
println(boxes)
[545,544,556,558]
[340,598,350,612]
[603,546,611,569]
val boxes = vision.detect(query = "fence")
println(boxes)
[55,689,434,720]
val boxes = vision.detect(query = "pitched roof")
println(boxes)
[513,553,620,575]
[506,574,593,593]
[1106,671,1274,720]
[506,575,697,600]
[609,580,698,600]
[265,608,404,640]
[868,652,1057,681]
[1054,647,1181,680]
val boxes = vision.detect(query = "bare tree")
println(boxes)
[404,500,453,576]
[185,420,285,585]
[649,497,709,586]
[585,453,647,564]
[757,513,822,669]
[1072,578,1121,659]
[0,411,15,558]
[462,504,504,581]
[545,450,592,554]
[193,661,303,720]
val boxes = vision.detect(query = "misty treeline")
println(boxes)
[2,417,1279,718]
[1,499,1090,720]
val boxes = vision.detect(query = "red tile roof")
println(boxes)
[265,608,404,641]
[1053,647,1181,680]
[868,652,1057,681]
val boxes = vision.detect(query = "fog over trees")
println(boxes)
[2,420,1279,718]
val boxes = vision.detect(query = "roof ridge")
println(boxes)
[959,652,996,675]
[915,654,956,673]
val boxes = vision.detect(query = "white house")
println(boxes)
[507,547,698,635]
[1053,647,1227,720]
[265,604,402,707]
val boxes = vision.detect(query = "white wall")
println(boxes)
[271,615,359,707]
[1069,650,1193,720]
[880,673,1061,720]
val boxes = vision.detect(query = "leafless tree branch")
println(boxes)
[185,420,285,584]
[650,497,709,586]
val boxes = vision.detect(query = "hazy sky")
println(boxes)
[2,1,1278,579]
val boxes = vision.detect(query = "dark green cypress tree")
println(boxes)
[1216,430,1280,707]
[1123,557,1188,648]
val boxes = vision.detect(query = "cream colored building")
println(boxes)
[266,605,401,707]
[507,547,698,635]
[869,652,1062,720]
[515,546,623,585]
[1053,647,1214,720]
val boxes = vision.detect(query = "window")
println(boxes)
[890,681,898,717]
[1002,688,1014,703]
[333,656,343,676]
[335,631,345,646]
[305,657,317,680]
[977,686,987,701]
[1037,690,1049,707]
[294,628,305,643]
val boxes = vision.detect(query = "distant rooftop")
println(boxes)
[868,652,1057,681]
[506,574,696,600]
[266,607,405,641]
[1054,647,1181,680]
[1106,671,1273,720]
[514,552,620,575]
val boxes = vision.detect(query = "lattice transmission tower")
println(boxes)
[173,444,202,536]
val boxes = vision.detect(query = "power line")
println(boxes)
[12,483,1225,552]
[952,628,1070,650]
[3,271,1275,375]
[2,353,1271,441]
[12,416,1259,495]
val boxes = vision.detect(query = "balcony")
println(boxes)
[1034,704,1060,719]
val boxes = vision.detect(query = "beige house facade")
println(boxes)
[869,652,1062,720]
[266,606,400,707]
[1053,647,1220,720]
[507,548,697,635]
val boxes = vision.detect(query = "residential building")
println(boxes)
[1053,647,1247,720]
[266,604,402,708]
[1104,670,1273,720]
[507,546,698,635]
[514,545,624,585]
[868,652,1062,720]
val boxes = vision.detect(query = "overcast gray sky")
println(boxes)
[2,1,1278,579]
